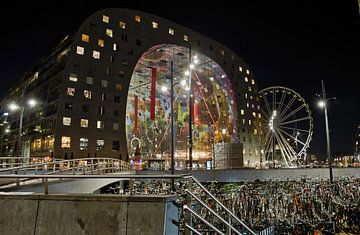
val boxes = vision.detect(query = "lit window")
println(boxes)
[69,73,78,82]
[113,123,119,130]
[67,88,75,96]
[244,77,248,82]
[80,119,88,128]
[113,43,118,51]
[246,69,250,74]
[254,129,258,135]
[250,95,253,100]
[81,34,89,43]
[169,28,174,35]
[246,102,249,108]
[257,105,261,110]
[102,15,109,23]
[251,79,255,85]
[251,104,255,109]
[101,93,106,101]
[65,102,73,111]
[119,21,126,29]
[76,46,84,55]
[245,93,248,99]
[97,120,104,129]
[248,86,252,92]
[135,15,141,22]
[106,28,113,37]
[98,39,104,47]
[152,21,158,29]
[258,113,262,118]
[252,112,256,117]
[101,80,108,87]
[96,139,105,150]
[220,50,225,56]
[93,50,100,59]
[249,120,252,125]
[184,34,189,41]
[98,106,105,115]
[63,117,71,126]
[86,76,93,85]
[241,109,245,115]
[61,136,71,149]
[84,90,92,99]
[239,66,243,72]
[80,138,89,150]
[115,83,122,91]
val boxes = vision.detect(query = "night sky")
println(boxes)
[1,1,359,157]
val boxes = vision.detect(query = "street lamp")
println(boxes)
[318,80,336,183]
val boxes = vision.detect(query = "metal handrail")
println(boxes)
[190,175,257,235]
[185,223,202,235]
[183,205,225,235]
[185,189,242,234]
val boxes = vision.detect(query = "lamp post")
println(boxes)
[318,80,335,183]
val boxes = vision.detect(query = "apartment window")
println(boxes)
[101,93,106,101]
[102,15,109,23]
[112,140,120,151]
[258,113,262,118]
[63,117,71,126]
[101,80,108,87]
[246,69,250,74]
[93,50,100,59]
[113,123,119,130]
[248,86,252,92]
[168,28,174,35]
[254,129,258,135]
[97,120,104,129]
[67,87,75,96]
[80,119,88,128]
[220,50,225,56]
[96,139,105,150]
[98,39,104,47]
[84,90,92,99]
[81,34,89,43]
[82,105,90,112]
[106,28,113,37]
[79,138,89,150]
[183,34,189,41]
[65,102,73,111]
[114,96,120,103]
[69,73,78,82]
[246,103,249,108]
[61,136,71,149]
[119,21,126,29]
[152,21,158,29]
[239,66,243,72]
[245,93,248,99]
[135,15,141,22]
[252,112,256,117]
[241,109,245,115]
[251,79,255,85]
[86,76,93,85]
[76,46,84,55]
[115,83,122,91]
[252,104,255,109]
[248,120,252,125]
[257,105,261,110]
[250,95,253,100]
[113,43,118,51]
[244,77,249,82]
[98,106,105,115]
[121,34,128,41]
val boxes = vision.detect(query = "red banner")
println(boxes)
[150,67,156,120]
[134,95,138,133]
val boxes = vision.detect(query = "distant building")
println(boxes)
[355,123,360,157]
[0,9,261,168]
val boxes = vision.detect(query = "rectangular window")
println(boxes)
[248,120,252,125]
[246,69,250,74]
[110,55,114,63]
[102,15,109,23]
[86,76,93,85]
[61,136,71,149]
[84,90,92,99]
[183,34,189,41]
[80,119,88,128]
[113,123,119,130]
[82,105,90,112]
[106,28,113,37]
[115,83,122,91]
[81,34,89,43]
[135,15,141,22]
[93,50,100,59]
[114,96,120,103]
[97,120,104,129]
[251,79,255,85]
[239,66,243,72]
[241,109,245,115]
[67,87,75,96]
[112,140,120,151]
[96,139,105,150]
[244,77,248,82]
[152,21,158,29]
[101,93,106,101]
[98,39,104,47]
[254,129,258,135]
[245,93,248,99]
[119,21,126,29]
[63,117,71,126]
[76,46,84,55]
[98,106,105,115]
[65,102,73,111]
[113,43,118,51]
[101,80,108,87]
[69,73,78,82]
[258,113,262,118]
[168,28,174,35]
[220,50,225,56]
[248,86,252,92]
[252,112,256,117]
[79,138,89,150]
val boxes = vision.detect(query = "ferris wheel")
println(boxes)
[259,86,313,167]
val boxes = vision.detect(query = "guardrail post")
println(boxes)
[72,160,75,175]
[91,159,94,174]
[185,177,193,235]
[44,178,48,194]
[129,179,134,195]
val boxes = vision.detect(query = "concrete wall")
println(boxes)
[0,194,178,235]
